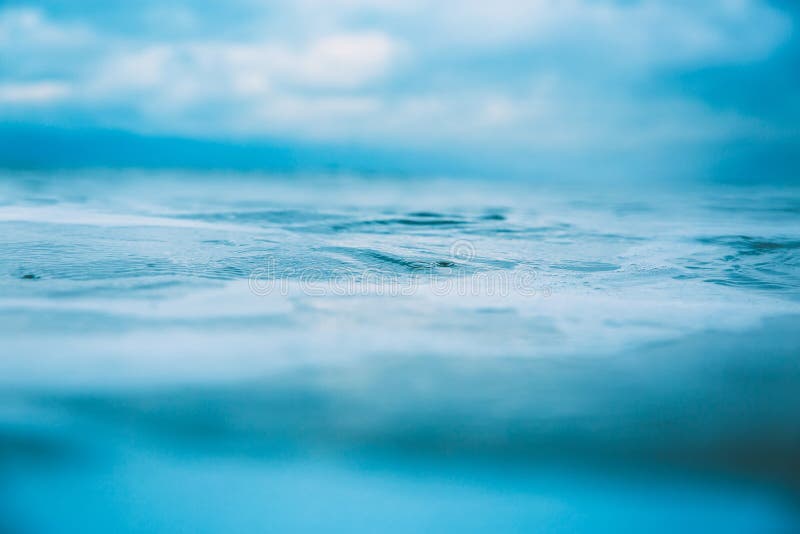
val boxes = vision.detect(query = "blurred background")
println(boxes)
[1,1,800,533]
[1,0,799,182]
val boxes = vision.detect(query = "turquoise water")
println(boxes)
[1,171,800,532]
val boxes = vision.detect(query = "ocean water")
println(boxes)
[1,171,800,533]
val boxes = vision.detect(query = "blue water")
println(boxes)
[1,171,800,532]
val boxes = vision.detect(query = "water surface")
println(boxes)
[1,171,799,532]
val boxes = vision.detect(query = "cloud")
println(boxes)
[69,31,402,138]
[281,0,790,66]
[0,6,92,47]
[0,1,795,160]
[88,32,400,95]
[0,81,71,104]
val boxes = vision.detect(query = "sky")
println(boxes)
[1,0,798,181]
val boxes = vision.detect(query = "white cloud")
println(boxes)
[291,32,400,88]
[88,31,401,100]
[0,1,792,152]
[0,81,71,104]
[277,0,790,66]
[0,6,93,47]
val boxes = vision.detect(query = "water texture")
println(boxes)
[1,171,800,533]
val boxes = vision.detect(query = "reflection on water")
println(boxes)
[1,172,800,532]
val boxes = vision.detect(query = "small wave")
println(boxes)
[551,261,619,272]
[698,235,800,255]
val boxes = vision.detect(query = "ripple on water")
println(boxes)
[550,260,620,273]
[691,235,800,293]
[698,235,800,255]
